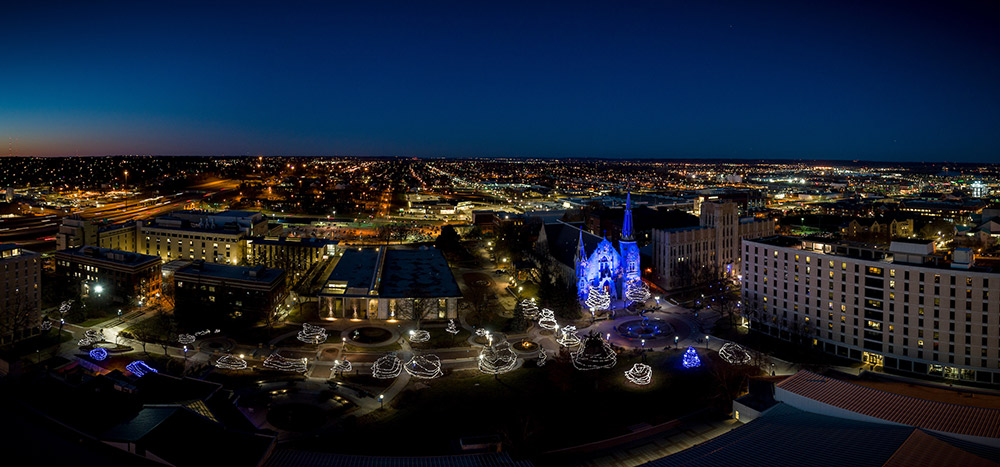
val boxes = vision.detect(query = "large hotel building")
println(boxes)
[742,236,1000,384]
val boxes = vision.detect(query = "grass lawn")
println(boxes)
[76,314,118,328]
[0,330,74,359]
[291,349,737,457]
[226,324,296,345]
[410,328,472,349]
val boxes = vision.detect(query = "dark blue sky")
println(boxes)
[2,1,998,161]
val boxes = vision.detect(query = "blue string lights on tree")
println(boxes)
[89,347,108,361]
[682,346,701,369]
[126,360,157,377]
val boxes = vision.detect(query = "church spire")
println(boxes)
[576,229,587,260]
[622,191,634,241]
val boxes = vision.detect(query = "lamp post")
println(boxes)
[183,345,188,359]
[705,335,710,350]
[123,170,128,211]
[674,335,679,349]
[379,394,384,410]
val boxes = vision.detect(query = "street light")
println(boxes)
[183,345,188,358]
[379,394,384,410]
[674,335,679,349]
[705,335,710,350]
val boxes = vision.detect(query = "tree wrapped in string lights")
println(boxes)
[372,352,403,379]
[40,320,52,331]
[177,333,196,345]
[537,349,547,367]
[624,363,652,385]
[537,309,557,331]
[89,347,108,361]
[408,329,430,343]
[332,359,352,374]
[297,323,328,344]
[572,331,617,370]
[479,339,517,375]
[126,360,157,377]
[625,281,650,304]
[78,329,105,347]
[216,354,248,370]
[520,299,539,320]
[445,319,459,335]
[405,354,443,379]
[585,286,611,311]
[556,325,581,347]
[263,352,308,373]
[682,346,701,369]
[719,342,751,365]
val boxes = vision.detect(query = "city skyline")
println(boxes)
[2,0,998,162]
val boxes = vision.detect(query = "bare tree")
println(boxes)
[398,297,435,330]
[0,290,39,345]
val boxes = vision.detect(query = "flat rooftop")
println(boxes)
[56,246,160,267]
[324,246,462,298]
[174,261,284,283]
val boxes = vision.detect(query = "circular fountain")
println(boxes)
[615,316,673,340]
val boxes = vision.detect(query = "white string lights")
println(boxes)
[520,299,539,319]
[624,363,652,385]
[557,325,581,347]
[178,334,196,345]
[40,320,52,331]
[625,281,650,304]
[479,340,517,375]
[372,352,403,379]
[537,349,547,367]
[475,328,489,337]
[585,286,611,311]
[263,352,308,373]
[297,323,329,344]
[332,359,352,373]
[126,360,157,377]
[216,354,248,370]
[719,342,751,365]
[538,309,557,331]
[572,332,617,370]
[445,319,459,335]
[405,354,443,379]
[79,329,105,347]
[408,329,430,343]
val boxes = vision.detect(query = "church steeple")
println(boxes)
[622,191,634,241]
[575,229,586,260]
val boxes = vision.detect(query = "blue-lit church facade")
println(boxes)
[575,193,641,300]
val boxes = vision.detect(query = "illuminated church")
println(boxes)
[574,193,641,300]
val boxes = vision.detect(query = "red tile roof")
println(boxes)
[775,371,1000,438]
[884,430,997,467]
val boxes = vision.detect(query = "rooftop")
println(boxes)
[776,370,1000,439]
[324,246,462,298]
[174,261,284,283]
[56,246,160,267]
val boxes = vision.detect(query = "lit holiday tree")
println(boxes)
[479,339,517,375]
[585,286,611,311]
[625,281,650,304]
[682,346,701,369]
[556,325,581,347]
[719,342,751,365]
[445,319,459,335]
[216,354,248,370]
[372,352,403,379]
[405,354,443,379]
[408,329,430,343]
[572,331,617,370]
[537,308,557,330]
[297,323,328,344]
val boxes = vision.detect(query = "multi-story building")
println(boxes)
[651,202,774,290]
[0,244,41,344]
[172,260,287,329]
[245,236,337,280]
[56,215,99,251]
[136,211,271,265]
[54,246,161,305]
[742,236,1000,384]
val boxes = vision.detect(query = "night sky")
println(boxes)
[2,1,998,161]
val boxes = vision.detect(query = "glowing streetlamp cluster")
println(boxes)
[405,354,443,379]
[297,323,328,344]
[408,329,430,343]
[719,342,751,365]
[372,352,403,379]
[263,352,308,373]
[216,354,248,370]
[624,363,652,385]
